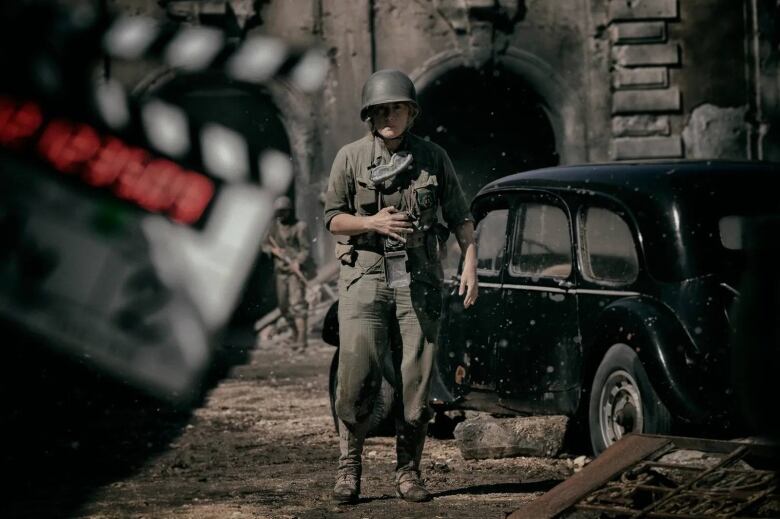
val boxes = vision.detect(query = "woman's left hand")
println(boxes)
[459,262,478,309]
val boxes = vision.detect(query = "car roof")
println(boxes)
[477,160,778,200]
[474,160,780,281]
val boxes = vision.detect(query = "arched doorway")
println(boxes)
[146,71,292,184]
[140,72,294,326]
[414,66,559,202]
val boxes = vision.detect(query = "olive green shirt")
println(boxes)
[261,219,311,275]
[324,132,472,286]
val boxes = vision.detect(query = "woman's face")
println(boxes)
[370,102,412,140]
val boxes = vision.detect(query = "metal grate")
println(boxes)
[576,444,778,518]
[508,434,779,519]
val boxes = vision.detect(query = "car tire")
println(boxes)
[589,343,672,455]
[328,351,394,436]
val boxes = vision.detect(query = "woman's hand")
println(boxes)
[459,256,478,308]
[368,206,414,242]
[454,221,479,309]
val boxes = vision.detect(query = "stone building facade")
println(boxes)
[110,0,780,266]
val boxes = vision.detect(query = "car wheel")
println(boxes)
[328,351,394,436]
[589,343,671,455]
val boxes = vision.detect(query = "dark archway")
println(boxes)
[150,72,292,185]
[149,73,293,326]
[415,66,558,201]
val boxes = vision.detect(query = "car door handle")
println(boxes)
[557,280,574,289]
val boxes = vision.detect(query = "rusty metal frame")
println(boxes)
[508,434,779,519]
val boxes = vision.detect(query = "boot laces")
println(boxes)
[336,472,358,486]
[397,471,424,486]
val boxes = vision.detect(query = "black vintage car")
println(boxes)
[324,160,780,453]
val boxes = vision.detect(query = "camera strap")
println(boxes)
[377,181,411,289]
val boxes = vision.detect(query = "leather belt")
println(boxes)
[351,231,426,249]
[352,232,381,250]
[404,232,425,248]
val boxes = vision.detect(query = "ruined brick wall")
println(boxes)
[108,0,774,265]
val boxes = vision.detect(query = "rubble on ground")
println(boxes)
[453,413,569,459]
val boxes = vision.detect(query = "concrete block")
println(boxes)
[611,21,666,43]
[608,0,678,21]
[613,67,668,89]
[612,88,680,113]
[612,115,671,137]
[613,44,679,67]
[453,414,568,459]
[682,103,748,159]
[611,136,683,159]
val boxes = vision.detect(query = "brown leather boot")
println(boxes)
[332,468,360,504]
[334,419,366,504]
[395,471,431,502]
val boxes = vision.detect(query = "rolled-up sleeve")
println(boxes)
[323,146,353,230]
[438,149,473,229]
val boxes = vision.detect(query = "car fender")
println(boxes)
[322,301,339,347]
[587,297,711,424]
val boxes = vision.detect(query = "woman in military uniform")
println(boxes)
[323,69,478,504]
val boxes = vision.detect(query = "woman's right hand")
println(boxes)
[369,206,414,242]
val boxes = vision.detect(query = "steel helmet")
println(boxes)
[360,69,420,122]
[273,196,292,212]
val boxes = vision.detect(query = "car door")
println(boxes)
[573,198,643,371]
[494,192,582,415]
[442,195,509,402]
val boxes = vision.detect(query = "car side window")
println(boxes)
[510,203,572,278]
[475,209,508,275]
[580,206,639,284]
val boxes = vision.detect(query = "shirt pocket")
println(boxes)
[355,183,377,215]
[413,173,439,231]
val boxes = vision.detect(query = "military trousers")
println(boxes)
[275,271,307,323]
[335,253,442,476]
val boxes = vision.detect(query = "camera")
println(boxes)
[383,211,419,251]
[383,211,417,288]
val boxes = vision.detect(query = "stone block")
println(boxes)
[608,0,678,21]
[611,136,683,159]
[682,103,748,159]
[611,21,666,43]
[612,88,680,113]
[613,44,679,67]
[612,115,671,137]
[613,67,668,89]
[453,414,568,459]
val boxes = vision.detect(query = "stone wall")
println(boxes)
[109,0,774,265]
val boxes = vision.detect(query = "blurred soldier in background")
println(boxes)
[262,196,313,351]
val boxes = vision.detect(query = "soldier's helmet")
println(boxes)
[360,69,420,122]
[273,196,292,212]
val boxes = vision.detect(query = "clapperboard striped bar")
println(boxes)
[98,15,328,189]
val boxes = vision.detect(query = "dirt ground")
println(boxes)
[24,335,574,519]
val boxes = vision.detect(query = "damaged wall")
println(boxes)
[683,104,749,159]
[108,0,775,265]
